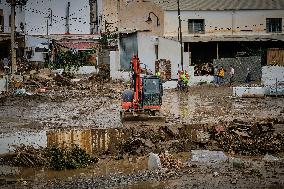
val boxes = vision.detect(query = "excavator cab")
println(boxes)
[142,76,163,111]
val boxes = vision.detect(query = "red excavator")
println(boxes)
[120,55,164,122]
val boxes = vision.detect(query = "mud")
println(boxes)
[0,80,284,188]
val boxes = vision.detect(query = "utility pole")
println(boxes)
[177,0,183,71]
[10,0,17,75]
[45,8,52,68]
[7,0,28,75]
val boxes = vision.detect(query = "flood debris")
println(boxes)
[0,145,98,170]
[213,119,284,155]
[159,151,184,170]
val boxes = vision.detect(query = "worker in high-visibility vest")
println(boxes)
[155,71,161,77]
[181,71,189,86]
[218,66,225,84]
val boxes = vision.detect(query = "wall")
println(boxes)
[110,50,131,81]
[96,0,121,33]
[119,1,164,36]
[137,32,184,79]
[25,0,90,35]
[0,2,24,33]
[262,66,284,86]
[213,56,262,83]
[95,0,164,35]
[164,10,284,37]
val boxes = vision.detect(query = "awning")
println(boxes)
[165,34,284,42]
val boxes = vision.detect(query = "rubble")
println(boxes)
[159,151,184,170]
[213,120,284,155]
[0,145,98,170]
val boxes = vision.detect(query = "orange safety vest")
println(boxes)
[219,68,225,77]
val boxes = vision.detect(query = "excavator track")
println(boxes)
[120,111,165,122]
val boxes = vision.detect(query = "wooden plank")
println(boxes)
[267,48,284,66]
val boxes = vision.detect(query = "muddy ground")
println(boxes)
[0,78,284,188]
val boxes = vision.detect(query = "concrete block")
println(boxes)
[0,78,8,92]
[163,80,177,89]
[262,66,284,86]
[233,86,269,97]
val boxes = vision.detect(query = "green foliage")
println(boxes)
[45,145,98,171]
[52,48,96,72]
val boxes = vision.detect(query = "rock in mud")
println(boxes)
[148,152,162,170]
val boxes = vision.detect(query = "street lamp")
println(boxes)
[145,12,160,27]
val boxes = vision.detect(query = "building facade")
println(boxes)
[25,0,91,35]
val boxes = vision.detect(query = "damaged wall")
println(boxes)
[213,56,262,82]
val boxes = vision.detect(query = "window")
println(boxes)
[188,19,205,34]
[0,9,3,32]
[266,18,282,33]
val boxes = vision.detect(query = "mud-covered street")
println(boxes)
[0,78,283,189]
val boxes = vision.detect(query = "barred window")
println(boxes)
[188,19,205,34]
[266,18,282,33]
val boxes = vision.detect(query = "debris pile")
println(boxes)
[0,145,45,167]
[213,120,284,155]
[0,145,98,170]
[159,151,184,169]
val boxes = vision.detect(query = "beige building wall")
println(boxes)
[164,10,284,36]
[96,0,164,35]
[119,0,164,36]
[100,0,120,32]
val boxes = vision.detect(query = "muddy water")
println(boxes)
[0,128,126,155]
[0,128,150,181]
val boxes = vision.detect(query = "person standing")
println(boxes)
[218,66,225,85]
[214,66,219,85]
[2,57,10,74]
[229,66,235,85]
[245,67,251,83]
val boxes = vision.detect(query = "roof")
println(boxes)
[57,41,98,50]
[165,34,284,42]
[153,0,284,10]
[30,34,100,41]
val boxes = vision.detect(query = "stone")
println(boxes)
[190,150,228,165]
[192,130,210,143]
[263,154,279,162]
[148,152,162,170]
[232,158,244,169]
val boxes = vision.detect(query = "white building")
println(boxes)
[0,1,25,34]
[24,0,91,35]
